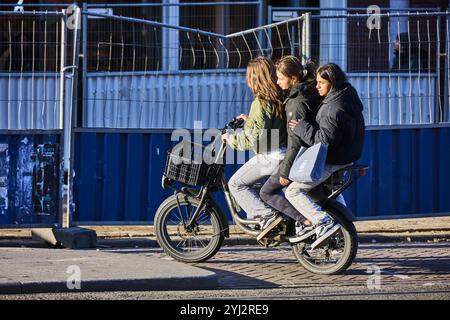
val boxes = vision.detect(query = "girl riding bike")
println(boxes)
[221,57,287,231]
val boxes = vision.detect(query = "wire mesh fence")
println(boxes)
[81,8,310,128]
[307,12,447,125]
[0,10,72,130]
[0,4,449,129]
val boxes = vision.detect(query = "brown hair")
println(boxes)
[275,55,317,84]
[246,57,284,119]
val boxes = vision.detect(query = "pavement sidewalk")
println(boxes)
[0,216,449,295]
[0,246,217,294]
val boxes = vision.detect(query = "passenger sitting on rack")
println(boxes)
[286,63,365,246]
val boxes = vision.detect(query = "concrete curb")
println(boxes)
[1,232,449,249]
[0,275,219,295]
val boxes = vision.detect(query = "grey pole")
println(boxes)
[62,4,81,228]
[258,0,265,55]
[443,14,449,122]
[81,2,88,127]
[59,11,67,228]
[301,12,311,64]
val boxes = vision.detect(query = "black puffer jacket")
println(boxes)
[279,81,321,178]
[293,83,365,165]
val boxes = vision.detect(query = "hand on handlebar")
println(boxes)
[237,114,249,121]
[221,133,229,143]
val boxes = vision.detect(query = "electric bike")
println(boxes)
[154,118,368,275]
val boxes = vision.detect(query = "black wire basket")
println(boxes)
[163,141,215,186]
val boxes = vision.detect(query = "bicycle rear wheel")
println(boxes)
[291,200,358,275]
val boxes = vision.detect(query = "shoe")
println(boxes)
[314,216,335,238]
[310,222,341,250]
[288,222,315,243]
[259,214,279,230]
[256,214,283,241]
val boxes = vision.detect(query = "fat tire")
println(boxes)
[154,195,224,263]
[292,200,358,275]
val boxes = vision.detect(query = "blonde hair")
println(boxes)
[246,57,284,119]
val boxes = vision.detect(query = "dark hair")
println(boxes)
[316,63,347,90]
[275,55,317,83]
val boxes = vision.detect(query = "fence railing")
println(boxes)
[268,8,450,125]
[0,8,82,228]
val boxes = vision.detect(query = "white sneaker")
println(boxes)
[289,222,316,243]
[310,223,341,250]
[314,216,334,237]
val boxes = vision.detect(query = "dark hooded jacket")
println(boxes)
[293,83,365,165]
[279,81,321,179]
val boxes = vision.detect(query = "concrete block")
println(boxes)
[52,227,97,249]
[31,228,60,246]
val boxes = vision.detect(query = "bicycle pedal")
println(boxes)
[257,238,269,247]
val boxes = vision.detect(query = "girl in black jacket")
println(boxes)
[258,56,320,240]
[285,63,365,247]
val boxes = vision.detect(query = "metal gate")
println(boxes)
[0,5,81,228]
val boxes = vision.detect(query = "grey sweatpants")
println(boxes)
[228,151,284,219]
[284,163,348,224]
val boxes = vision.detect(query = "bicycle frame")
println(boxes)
[165,140,262,237]
[164,135,369,237]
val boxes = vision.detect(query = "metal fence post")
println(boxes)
[258,0,265,54]
[61,4,81,228]
[162,0,179,71]
[443,14,449,122]
[301,12,311,64]
[82,2,88,127]
[59,11,67,228]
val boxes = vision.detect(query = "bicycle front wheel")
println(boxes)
[154,195,224,263]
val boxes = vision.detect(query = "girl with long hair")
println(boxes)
[221,57,287,231]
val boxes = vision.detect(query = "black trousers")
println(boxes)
[260,173,307,223]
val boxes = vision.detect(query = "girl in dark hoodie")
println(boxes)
[258,56,321,241]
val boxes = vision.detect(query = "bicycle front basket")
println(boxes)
[163,141,212,186]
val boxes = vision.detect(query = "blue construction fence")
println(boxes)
[71,125,450,224]
[1,126,449,227]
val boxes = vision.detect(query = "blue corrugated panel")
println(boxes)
[0,132,61,227]
[73,126,450,224]
[343,126,450,219]
[74,131,175,223]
